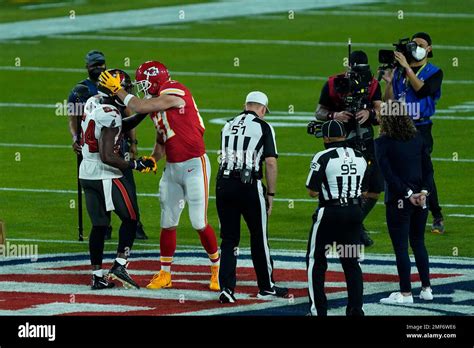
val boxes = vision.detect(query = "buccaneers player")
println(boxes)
[99,61,220,291]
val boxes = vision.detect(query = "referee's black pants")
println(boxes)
[417,124,442,220]
[306,205,364,316]
[216,177,275,293]
[386,200,431,293]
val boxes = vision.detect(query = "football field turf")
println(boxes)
[0,0,473,262]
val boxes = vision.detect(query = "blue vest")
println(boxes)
[392,63,441,125]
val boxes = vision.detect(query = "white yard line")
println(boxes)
[1,187,473,208]
[49,34,474,52]
[302,10,474,19]
[0,65,472,85]
[0,0,377,40]
[1,142,473,163]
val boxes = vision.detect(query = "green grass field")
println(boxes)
[0,0,473,258]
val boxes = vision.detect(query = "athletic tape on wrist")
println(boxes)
[123,94,134,107]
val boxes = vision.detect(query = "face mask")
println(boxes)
[412,46,427,61]
[88,66,105,81]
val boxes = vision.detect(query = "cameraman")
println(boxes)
[315,51,382,247]
[382,32,444,234]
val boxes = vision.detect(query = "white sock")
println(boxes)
[116,257,127,266]
[92,269,103,277]
[161,265,171,273]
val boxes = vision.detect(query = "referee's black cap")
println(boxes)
[322,120,346,138]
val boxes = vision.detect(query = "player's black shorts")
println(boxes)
[80,176,139,226]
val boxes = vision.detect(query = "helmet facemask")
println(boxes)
[134,79,153,99]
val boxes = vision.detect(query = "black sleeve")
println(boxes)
[374,138,410,198]
[318,82,334,108]
[122,113,149,132]
[421,136,434,192]
[262,123,278,158]
[414,69,443,99]
[305,155,326,192]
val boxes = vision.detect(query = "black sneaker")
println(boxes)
[219,288,236,304]
[105,226,112,240]
[91,274,115,290]
[136,222,148,240]
[257,286,289,299]
[360,227,374,247]
[431,218,445,234]
[108,261,140,289]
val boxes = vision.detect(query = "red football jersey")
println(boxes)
[149,80,206,163]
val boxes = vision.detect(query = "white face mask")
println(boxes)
[412,46,427,61]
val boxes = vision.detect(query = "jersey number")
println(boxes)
[81,120,99,153]
[231,125,246,135]
[341,163,357,175]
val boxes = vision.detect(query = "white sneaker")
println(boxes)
[420,287,433,301]
[380,292,414,304]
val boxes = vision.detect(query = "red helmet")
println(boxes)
[135,60,170,97]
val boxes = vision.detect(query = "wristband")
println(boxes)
[369,108,376,119]
[328,112,334,120]
[72,135,78,143]
[421,190,429,196]
[128,160,137,169]
[404,189,413,199]
[123,94,134,107]
[267,192,275,197]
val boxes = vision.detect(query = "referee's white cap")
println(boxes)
[245,91,270,114]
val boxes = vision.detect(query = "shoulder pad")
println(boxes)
[94,104,122,129]
[70,84,91,103]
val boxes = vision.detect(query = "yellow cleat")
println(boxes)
[146,270,172,289]
[209,264,220,291]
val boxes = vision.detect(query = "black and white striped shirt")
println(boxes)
[220,110,278,177]
[306,143,367,201]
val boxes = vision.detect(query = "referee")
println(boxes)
[216,91,288,303]
[306,120,367,316]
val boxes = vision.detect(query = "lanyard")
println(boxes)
[404,63,427,89]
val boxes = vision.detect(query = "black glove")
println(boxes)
[129,156,157,173]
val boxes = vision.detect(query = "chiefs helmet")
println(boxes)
[98,69,132,107]
[135,60,170,97]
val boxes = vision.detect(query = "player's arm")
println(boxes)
[99,127,157,173]
[99,70,185,113]
[122,112,149,132]
[151,130,166,162]
[67,85,89,154]
[118,89,185,114]
[99,127,131,170]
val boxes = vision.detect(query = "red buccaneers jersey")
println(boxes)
[150,80,206,163]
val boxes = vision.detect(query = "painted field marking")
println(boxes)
[0,65,472,85]
[1,141,473,163]
[1,187,473,208]
[0,0,372,40]
[49,34,474,52]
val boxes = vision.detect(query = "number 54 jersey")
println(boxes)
[149,80,206,163]
[79,96,123,180]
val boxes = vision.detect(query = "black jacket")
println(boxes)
[375,132,434,203]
